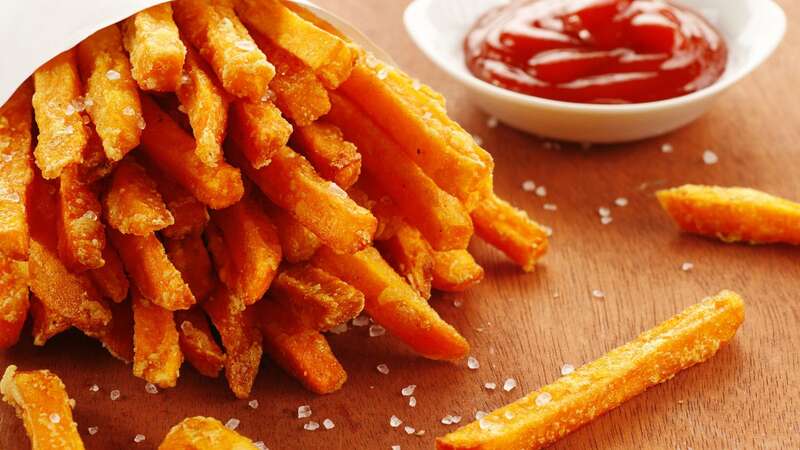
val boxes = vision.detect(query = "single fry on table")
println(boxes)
[176,308,226,378]
[132,287,183,388]
[229,99,292,170]
[159,416,259,450]
[291,121,361,190]
[57,164,106,271]
[436,291,745,450]
[104,159,174,236]
[122,3,187,92]
[431,249,485,293]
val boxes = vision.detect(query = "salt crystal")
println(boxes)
[412,80,422,90]
[376,364,390,375]
[49,413,61,424]
[110,389,120,401]
[475,411,487,420]
[441,415,453,425]
[123,106,136,117]
[369,324,386,337]
[323,419,335,430]
[84,98,94,108]
[401,385,416,396]
[478,418,490,430]
[415,430,426,436]
[365,54,380,68]
[65,104,76,116]
[137,117,147,130]
[601,216,614,225]
[249,399,259,409]
[681,262,694,272]
[453,299,463,308]
[408,396,416,407]
[484,382,496,390]
[81,211,98,221]
[225,418,240,430]
[106,70,121,81]
[235,40,257,51]
[134,434,146,443]
[521,180,536,192]
[181,74,191,85]
[504,411,515,420]
[467,356,480,370]
[329,323,348,334]
[304,421,320,431]
[543,225,554,237]
[451,415,462,424]
[543,203,557,211]
[615,197,629,207]
[389,415,402,428]
[661,143,674,153]
[254,441,268,450]
[561,364,575,375]
[88,426,99,435]
[391,446,401,450]
[598,207,611,218]
[89,384,99,392]
[503,378,517,392]
[487,116,499,128]
[702,150,719,165]
[473,135,483,146]
[352,315,370,327]
[535,186,547,197]
[536,392,552,406]
[404,426,415,434]
[144,383,158,394]
[592,289,606,299]
[297,405,312,419]
[377,68,389,80]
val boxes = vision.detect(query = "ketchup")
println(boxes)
[464,0,727,104]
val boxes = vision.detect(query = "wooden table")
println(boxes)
[2,1,799,449]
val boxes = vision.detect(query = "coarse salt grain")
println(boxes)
[49,413,61,424]
[451,415,462,424]
[543,203,558,211]
[225,418,240,430]
[479,418,491,430]
[88,426,99,435]
[661,143,674,153]
[487,116,499,128]
[134,434,145,443]
[412,80,422,90]
[123,106,136,117]
[521,180,536,192]
[615,197,629,207]
[592,289,606,299]
[475,411,487,420]
[503,378,517,392]
[137,117,146,130]
[681,262,695,272]
[401,385,416,397]
[408,396,417,407]
[561,364,575,375]
[352,315,370,327]
[110,389,120,401]
[376,364,390,375]
[304,421,320,431]
[473,135,483,146]
[601,216,614,225]
[89,384,99,392]
[504,411,515,420]
[703,150,719,165]
[535,186,547,197]
[377,68,389,80]
[254,441,268,450]
[369,324,386,337]
[392,446,401,450]
[329,323,348,334]
[249,399,259,409]
[543,225,554,237]
[453,299,463,308]
[404,426,415,435]
[65,104,76,116]
[145,383,158,394]
[536,392,552,406]
[323,419,335,430]
[106,70,121,81]
[389,415,402,428]
[598,207,611,218]
[441,415,453,425]
[467,356,480,370]
[484,382,496,390]
[298,405,312,419]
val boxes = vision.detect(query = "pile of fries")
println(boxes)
[0,0,550,399]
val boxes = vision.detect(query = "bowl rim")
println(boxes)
[403,0,787,114]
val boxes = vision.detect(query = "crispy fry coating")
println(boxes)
[132,288,183,388]
[292,122,361,190]
[0,257,29,349]
[341,54,494,209]
[0,366,85,450]
[236,0,356,89]
[471,193,549,272]
[77,126,116,183]
[431,250,485,293]
[104,159,175,236]
[376,223,434,300]
[77,25,142,161]
[159,416,259,450]
[272,265,364,331]
[165,235,215,303]
[122,4,187,92]
[328,93,473,251]
[174,0,275,101]
[252,33,330,126]
[436,291,745,450]
[228,143,376,254]
[144,162,210,239]
[139,96,244,209]
[264,203,321,264]
[32,50,88,179]
[176,308,226,378]
[348,179,404,241]
[177,48,229,167]
[258,300,347,394]
[87,242,129,303]
[109,230,195,311]
[657,184,800,245]
[29,296,69,346]
[0,82,34,259]
[313,246,469,360]
[57,165,105,271]
[229,99,293,169]
[208,194,282,305]
[203,285,263,399]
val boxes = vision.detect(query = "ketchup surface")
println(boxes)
[465,0,727,104]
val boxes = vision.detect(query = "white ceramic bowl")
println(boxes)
[404,0,786,143]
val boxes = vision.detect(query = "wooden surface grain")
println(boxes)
[2,1,799,449]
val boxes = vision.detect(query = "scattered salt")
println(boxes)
[467,356,480,370]
[475,411,487,420]
[661,143,674,153]
[504,411,515,420]
[408,396,417,407]
[106,70,121,81]
[503,378,517,392]
[225,418,240,430]
[254,441,268,450]
[352,315,370,327]
[81,211,98,221]
[598,207,611,218]
[376,364,390,375]
[391,446,401,450]
[134,434,146,443]
[592,289,606,299]
[453,299,463,308]
[543,203,557,211]
[137,117,146,130]
[65,104,76,116]
[298,405,312,419]
[681,262,695,272]
[377,68,389,80]
[601,216,614,225]
[484,382,496,390]
[323,419,335,430]
[145,383,158,394]
[249,399,259,409]
[369,324,386,337]
[536,392,552,406]
[329,323,348,334]
[561,364,575,375]
[535,186,547,197]
[487,116,498,128]
[702,150,719,165]
[404,426,415,435]
[304,421,320,431]
[412,80,422,90]
[181,74,191,85]
[110,389,120,401]
[123,106,136,117]
[473,135,483,146]
[89,384,99,392]
[88,426,99,436]
[401,385,416,397]
[615,197,629,207]
[49,413,61,424]
[543,225,554,237]
[389,415,402,428]
[521,180,536,192]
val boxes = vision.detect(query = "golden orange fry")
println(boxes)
[348,178,404,241]
[376,223,434,300]
[292,122,361,190]
[77,25,142,161]
[228,143,377,255]
[208,193,282,305]
[139,96,244,209]
[176,308,226,378]
[229,99,292,169]
[0,257,30,350]
[144,162,210,239]
[57,164,106,271]
[271,264,365,331]
[77,126,116,184]
[0,366,85,450]
[657,184,800,245]
[132,288,183,388]
[32,49,88,179]
[29,296,70,347]
[95,299,135,363]
[109,229,196,311]
[236,0,356,89]
[471,193,549,272]
[177,47,229,167]
[203,284,263,399]
[87,242,129,303]
[264,202,321,264]
[257,300,347,394]
[165,235,215,303]
[104,159,174,236]
[0,82,35,260]
[431,249,485,293]
[159,416,259,450]
[436,291,745,450]
[122,3,187,92]
[173,0,275,101]
[313,246,469,360]
[279,0,347,39]
[328,93,473,251]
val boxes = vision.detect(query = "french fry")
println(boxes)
[471,193,549,272]
[32,49,88,179]
[0,257,30,350]
[95,299,135,363]
[313,246,469,360]
[159,416,259,450]
[339,53,493,210]
[328,93,473,251]
[264,202,321,264]
[109,229,196,311]
[176,48,229,167]
[207,193,282,305]
[139,95,244,209]
[104,159,174,236]
[236,0,356,89]
[78,126,116,184]
[122,3,187,92]
[271,265,364,331]
[165,235,215,303]
[0,366,85,450]
[57,164,106,271]
[657,184,800,245]
[257,300,347,394]
[291,122,361,190]
[77,25,142,161]
[87,242,130,303]
[228,143,377,255]
[431,249,485,293]
[30,296,70,346]
[0,81,34,260]
[348,179,404,241]
[229,99,293,169]
[251,33,331,126]
[132,288,183,388]
[436,291,745,450]
[279,0,347,39]
[144,162,210,239]
[173,0,275,101]
[203,284,263,399]
[176,308,226,378]
[376,223,434,300]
